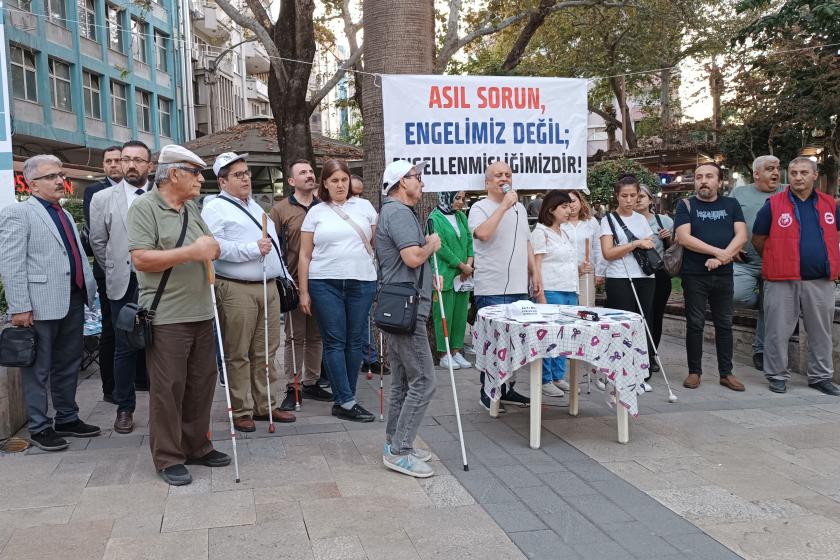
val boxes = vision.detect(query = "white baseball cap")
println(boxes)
[213,152,249,176]
[158,144,206,167]
[382,160,427,196]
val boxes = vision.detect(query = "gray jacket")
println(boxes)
[0,197,96,320]
[89,181,134,300]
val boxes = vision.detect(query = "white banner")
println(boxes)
[382,74,588,192]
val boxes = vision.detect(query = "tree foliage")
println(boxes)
[587,158,660,207]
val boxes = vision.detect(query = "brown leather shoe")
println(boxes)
[233,416,256,432]
[683,373,701,389]
[114,411,134,434]
[254,409,296,423]
[720,375,746,391]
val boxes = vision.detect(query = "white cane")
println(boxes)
[261,215,276,433]
[206,261,242,482]
[427,223,469,471]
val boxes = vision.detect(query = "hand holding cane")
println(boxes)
[426,221,469,471]
[206,260,242,482]
[261,215,276,433]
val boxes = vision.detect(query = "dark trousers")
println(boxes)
[109,274,146,413]
[651,270,673,352]
[682,274,734,377]
[22,289,84,433]
[606,277,656,363]
[146,320,216,471]
[93,265,115,397]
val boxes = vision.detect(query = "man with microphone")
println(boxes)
[468,161,542,411]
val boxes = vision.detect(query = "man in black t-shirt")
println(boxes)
[674,163,748,391]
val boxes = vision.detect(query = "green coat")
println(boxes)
[427,208,473,291]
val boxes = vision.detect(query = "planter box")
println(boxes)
[0,366,26,439]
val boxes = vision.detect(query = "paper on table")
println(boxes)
[453,275,474,292]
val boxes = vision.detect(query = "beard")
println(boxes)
[125,174,148,188]
[696,187,714,200]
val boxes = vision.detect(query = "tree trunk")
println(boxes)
[268,0,316,186]
[709,64,723,143]
[608,76,637,149]
[361,0,435,209]
[660,67,671,144]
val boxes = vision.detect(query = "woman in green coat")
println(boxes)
[427,191,474,370]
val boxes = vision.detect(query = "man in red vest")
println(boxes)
[752,156,840,395]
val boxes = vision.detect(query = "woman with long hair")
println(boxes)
[636,185,672,373]
[298,159,378,422]
[427,191,474,370]
[561,190,604,305]
[600,175,657,391]
[531,190,584,397]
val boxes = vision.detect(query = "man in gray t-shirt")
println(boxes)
[730,155,783,370]
[376,160,441,479]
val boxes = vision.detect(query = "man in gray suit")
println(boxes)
[89,141,152,434]
[0,155,101,451]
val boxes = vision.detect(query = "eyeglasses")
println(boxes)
[176,166,204,176]
[405,173,422,182]
[230,170,252,180]
[120,157,150,165]
[32,172,66,182]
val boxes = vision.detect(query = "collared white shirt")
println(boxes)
[108,177,121,186]
[201,191,290,281]
[122,180,150,209]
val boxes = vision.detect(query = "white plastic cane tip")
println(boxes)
[295,404,301,411]
[668,394,678,403]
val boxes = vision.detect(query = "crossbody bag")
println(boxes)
[607,212,663,276]
[218,197,299,312]
[114,206,190,350]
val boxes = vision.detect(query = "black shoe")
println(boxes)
[332,403,375,422]
[479,392,506,413]
[186,449,231,467]
[218,372,226,387]
[102,394,115,404]
[159,464,192,486]
[649,362,660,373]
[809,380,840,396]
[134,384,149,392]
[500,389,530,407]
[54,419,101,438]
[753,353,764,371]
[302,383,333,401]
[279,387,300,411]
[317,377,330,389]
[367,361,390,376]
[768,379,787,393]
[30,427,69,451]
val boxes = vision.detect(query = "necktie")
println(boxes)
[51,204,84,290]
[135,188,144,196]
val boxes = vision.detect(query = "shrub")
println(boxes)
[587,158,660,208]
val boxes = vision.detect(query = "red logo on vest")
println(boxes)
[778,213,793,228]
[825,212,835,225]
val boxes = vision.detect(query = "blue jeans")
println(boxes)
[475,294,528,399]
[539,291,578,384]
[109,274,144,412]
[309,279,376,405]
[361,315,379,363]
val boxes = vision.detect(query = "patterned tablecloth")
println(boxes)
[473,304,649,416]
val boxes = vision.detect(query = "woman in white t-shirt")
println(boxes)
[531,190,591,398]
[600,175,657,391]
[561,190,604,305]
[299,159,378,422]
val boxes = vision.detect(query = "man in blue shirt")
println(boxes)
[752,157,840,395]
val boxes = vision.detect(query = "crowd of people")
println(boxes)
[2,142,839,485]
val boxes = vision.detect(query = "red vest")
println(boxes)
[762,189,840,281]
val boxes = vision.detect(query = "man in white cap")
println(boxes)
[376,160,441,478]
[127,144,228,486]
[201,152,296,431]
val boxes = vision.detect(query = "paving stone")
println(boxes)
[330,464,431,505]
[456,472,521,504]
[572,539,641,560]
[536,471,597,496]
[703,514,840,560]
[103,530,208,560]
[599,521,682,558]
[252,482,342,505]
[209,522,313,560]
[649,485,782,524]
[300,496,425,539]
[311,536,367,560]
[418,474,476,507]
[110,514,164,537]
[509,530,582,560]
[162,489,255,532]
[0,520,113,560]
[0,473,90,512]
[0,505,74,533]
[562,492,636,524]
[86,434,144,450]
[295,423,347,435]
[663,532,744,560]
[71,482,169,522]
[357,529,422,560]
[483,502,548,533]
[486,465,544,488]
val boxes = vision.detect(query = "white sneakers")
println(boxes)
[554,379,571,392]
[542,382,565,397]
[440,353,472,370]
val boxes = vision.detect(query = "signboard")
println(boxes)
[382,74,588,192]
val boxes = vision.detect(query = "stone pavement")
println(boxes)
[2,330,840,560]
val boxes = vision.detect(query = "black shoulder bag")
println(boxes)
[218,196,299,312]
[607,212,663,276]
[0,326,37,367]
[114,207,190,350]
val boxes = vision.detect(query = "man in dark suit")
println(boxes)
[83,146,122,403]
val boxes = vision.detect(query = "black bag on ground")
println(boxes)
[218,197,299,312]
[607,212,664,276]
[0,326,36,367]
[115,207,190,350]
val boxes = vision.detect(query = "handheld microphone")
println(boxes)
[502,184,512,194]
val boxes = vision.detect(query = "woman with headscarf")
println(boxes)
[426,191,474,370]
